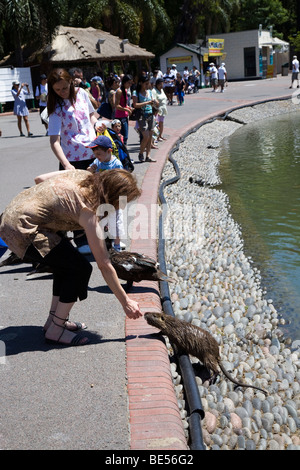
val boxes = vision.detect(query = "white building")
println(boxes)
[159,43,209,74]
[208,29,289,80]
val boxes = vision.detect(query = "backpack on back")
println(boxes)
[107,129,134,173]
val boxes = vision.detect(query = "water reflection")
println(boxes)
[219,112,300,340]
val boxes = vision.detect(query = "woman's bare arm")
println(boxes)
[79,208,142,320]
[50,135,75,170]
[34,170,64,184]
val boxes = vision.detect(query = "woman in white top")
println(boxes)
[47,68,98,171]
[151,78,168,141]
[47,68,98,253]
[132,75,158,162]
[35,74,48,132]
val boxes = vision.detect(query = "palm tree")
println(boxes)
[71,0,172,54]
[174,0,241,43]
[0,0,40,65]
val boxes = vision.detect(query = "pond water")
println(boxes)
[219,111,300,341]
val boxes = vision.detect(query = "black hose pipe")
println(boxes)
[158,151,206,451]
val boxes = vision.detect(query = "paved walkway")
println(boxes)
[0,74,295,450]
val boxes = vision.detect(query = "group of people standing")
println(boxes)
[10,68,168,166]
[6,65,169,312]
[161,64,201,105]
[2,67,143,347]
[102,71,168,163]
[2,66,172,347]
[207,62,227,92]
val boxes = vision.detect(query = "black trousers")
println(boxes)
[25,238,93,303]
[59,158,94,248]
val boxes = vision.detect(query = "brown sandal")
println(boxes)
[43,311,87,333]
[45,314,89,346]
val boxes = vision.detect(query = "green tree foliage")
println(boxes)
[230,0,289,36]
[0,0,297,65]
[75,0,173,54]
[0,0,39,64]
[0,0,68,62]
[289,32,300,53]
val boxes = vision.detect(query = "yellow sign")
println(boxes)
[167,56,192,65]
[266,65,274,78]
[203,53,209,62]
[208,38,225,57]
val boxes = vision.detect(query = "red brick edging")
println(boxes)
[126,130,189,450]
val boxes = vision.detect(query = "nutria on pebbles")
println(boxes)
[144,312,268,395]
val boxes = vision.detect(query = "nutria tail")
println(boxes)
[219,362,268,396]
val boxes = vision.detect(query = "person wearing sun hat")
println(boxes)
[11,80,33,137]
[218,63,227,93]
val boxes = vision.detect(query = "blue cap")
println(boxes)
[86,135,112,149]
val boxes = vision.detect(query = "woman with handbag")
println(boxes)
[132,75,159,163]
[115,75,133,145]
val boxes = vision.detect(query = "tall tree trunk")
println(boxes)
[14,30,24,67]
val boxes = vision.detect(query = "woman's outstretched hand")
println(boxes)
[123,298,142,320]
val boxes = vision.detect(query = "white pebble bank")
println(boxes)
[161,100,300,450]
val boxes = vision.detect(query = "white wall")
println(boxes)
[0,67,34,103]
[159,46,201,74]
[209,30,260,80]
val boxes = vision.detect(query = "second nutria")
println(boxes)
[108,249,174,291]
[144,312,268,395]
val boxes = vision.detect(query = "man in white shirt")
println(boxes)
[209,63,218,91]
[183,66,190,91]
[290,56,299,88]
[218,63,227,92]
[191,66,200,90]
[35,74,48,132]
[170,64,177,79]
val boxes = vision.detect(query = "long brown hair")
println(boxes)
[47,68,77,115]
[80,169,141,210]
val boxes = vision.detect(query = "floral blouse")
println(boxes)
[0,171,93,259]
[48,88,96,162]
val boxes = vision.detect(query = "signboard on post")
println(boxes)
[208,38,225,56]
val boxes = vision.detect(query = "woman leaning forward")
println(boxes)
[0,169,142,347]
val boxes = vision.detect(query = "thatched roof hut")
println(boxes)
[45,25,155,64]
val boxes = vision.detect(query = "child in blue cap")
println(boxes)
[86,135,123,173]
[86,135,125,251]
